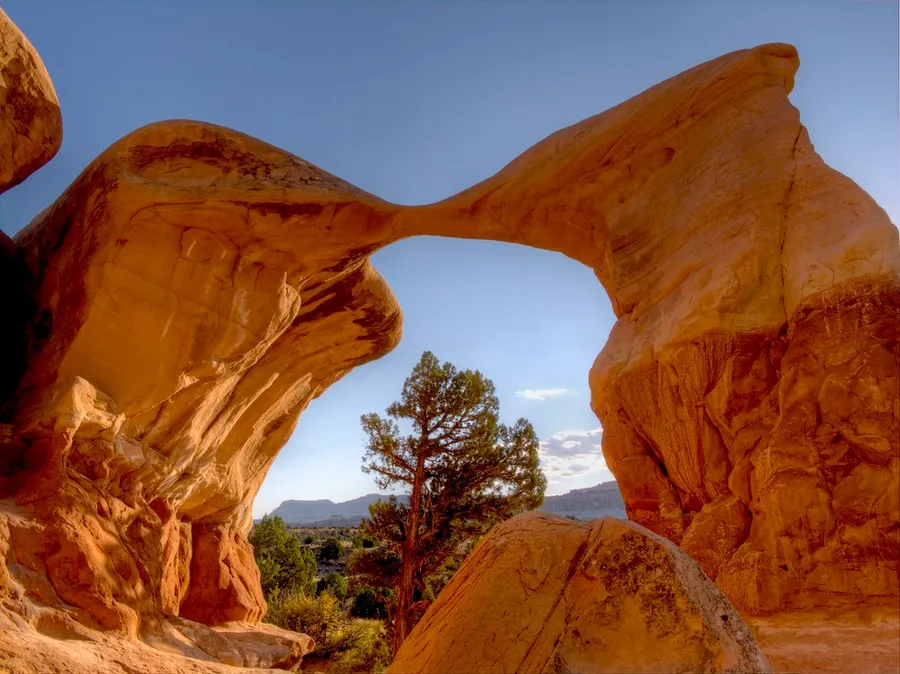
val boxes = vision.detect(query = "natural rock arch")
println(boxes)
[0,20,897,649]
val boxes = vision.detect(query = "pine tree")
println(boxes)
[358,351,546,653]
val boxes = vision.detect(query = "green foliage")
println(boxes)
[346,539,402,590]
[423,550,468,600]
[320,537,343,561]
[328,619,392,674]
[350,586,392,620]
[265,591,363,659]
[303,535,315,544]
[352,534,377,549]
[316,572,349,600]
[250,515,317,596]
[357,351,547,648]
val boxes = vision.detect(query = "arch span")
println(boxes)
[1,40,897,635]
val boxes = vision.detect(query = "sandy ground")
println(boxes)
[750,607,900,674]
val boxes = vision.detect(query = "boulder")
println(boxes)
[0,8,62,194]
[391,512,771,674]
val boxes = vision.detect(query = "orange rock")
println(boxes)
[0,16,897,671]
[0,611,315,673]
[391,513,772,674]
[6,121,404,632]
[397,42,899,613]
[0,8,61,194]
[0,7,59,421]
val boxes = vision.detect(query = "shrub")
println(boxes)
[320,537,343,561]
[328,619,392,674]
[303,535,315,544]
[352,534,377,549]
[269,591,363,659]
[316,572,349,601]
[250,515,317,596]
[350,586,391,620]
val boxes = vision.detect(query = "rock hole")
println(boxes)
[34,309,52,340]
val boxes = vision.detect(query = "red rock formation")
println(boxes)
[0,5,897,669]
[391,43,900,614]
[6,120,403,631]
[0,8,61,195]
[390,513,772,674]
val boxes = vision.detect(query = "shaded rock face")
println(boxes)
[0,7,58,422]
[390,512,772,674]
[0,6,897,664]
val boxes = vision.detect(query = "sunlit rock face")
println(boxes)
[0,8,61,195]
[0,4,896,667]
[6,119,405,629]
[392,42,899,614]
[391,513,773,674]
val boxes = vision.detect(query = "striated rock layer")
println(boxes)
[0,8,897,667]
[390,512,772,674]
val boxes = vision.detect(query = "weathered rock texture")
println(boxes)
[0,7,59,422]
[391,512,772,674]
[397,41,900,614]
[0,616,314,673]
[0,8,61,195]
[0,10,898,669]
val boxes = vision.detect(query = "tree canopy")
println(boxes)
[249,515,317,598]
[355,351,546,652]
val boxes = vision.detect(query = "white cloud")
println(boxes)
[537,427,614,494]
[541,428,602,458]
[515,388,570,401]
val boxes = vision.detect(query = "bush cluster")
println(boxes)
[266,590,390,672]
[249,515,316,597]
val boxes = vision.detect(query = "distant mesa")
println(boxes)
[263,481,626,526]
[266,493,410,526]
[537,480,626,520]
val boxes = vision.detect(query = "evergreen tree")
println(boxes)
[358,351,546,653]
[250,515,317,597]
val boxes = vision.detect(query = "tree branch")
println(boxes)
[367,464,414,486]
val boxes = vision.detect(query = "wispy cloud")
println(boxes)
[537,427,614,493]
[541,428,602,458]
[515,388,570,401]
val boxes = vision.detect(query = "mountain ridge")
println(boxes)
[262,481,625,526]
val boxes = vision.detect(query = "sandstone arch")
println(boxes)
[0,20,897,659]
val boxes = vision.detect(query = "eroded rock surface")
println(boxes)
[4,120,404,632]
[392,42,900,614]
[0,8,61,195]
[391,513,772,674]
[0,9,897,670]
[0,7,58,421]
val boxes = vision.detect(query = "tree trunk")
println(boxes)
[393,456,425,655]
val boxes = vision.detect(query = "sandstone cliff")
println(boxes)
[0,5,897,670]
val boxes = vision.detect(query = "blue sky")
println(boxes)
[1,1,896,516]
